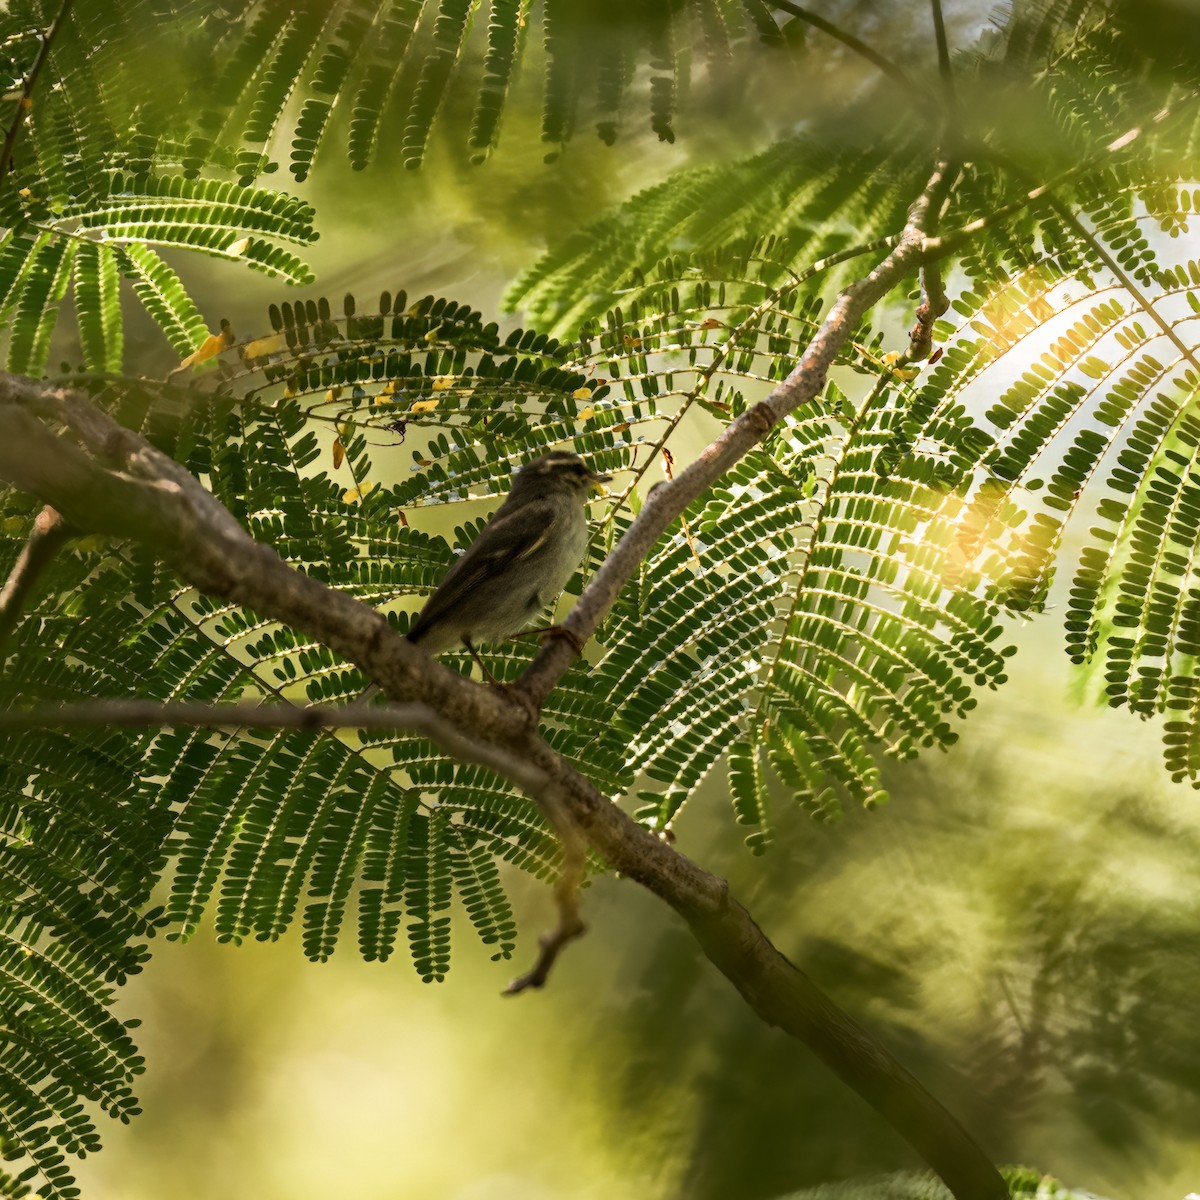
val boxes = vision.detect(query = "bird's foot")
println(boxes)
[510,624,585,656]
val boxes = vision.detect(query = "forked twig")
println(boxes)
[504,806,588,995]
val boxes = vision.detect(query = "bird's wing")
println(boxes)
[407,498,563,640]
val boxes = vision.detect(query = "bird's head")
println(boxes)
[511,451,611,502]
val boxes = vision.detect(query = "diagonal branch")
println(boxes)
[772,2,928,104]
[516,160,955,710]
[0,699,547,792]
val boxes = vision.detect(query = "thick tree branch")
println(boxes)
[0,157,1008,1195]
[0,377,537,749]
[516,161,955,710]
[0,371,1006,1198]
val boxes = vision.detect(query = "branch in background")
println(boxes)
[0,0,75,192]
[929,0,957,110]
[772,1,928,104]
[0,505,74,659]
[926,94,1200,262]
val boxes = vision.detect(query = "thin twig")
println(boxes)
[504,812,587,994]
[904,258,948,363]
[0,698,549,793]
[0,691,595,987]
[0,504,74,659]
[0,0,75,193]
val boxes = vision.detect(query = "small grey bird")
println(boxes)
[403,450,610,673]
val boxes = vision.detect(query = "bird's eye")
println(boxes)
[573,463,588,476]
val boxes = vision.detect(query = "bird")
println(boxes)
[369,451,610,690]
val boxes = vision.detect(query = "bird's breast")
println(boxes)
[542,506,588,595]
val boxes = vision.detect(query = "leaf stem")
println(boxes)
[0,0,75,194]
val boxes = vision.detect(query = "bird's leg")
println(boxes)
[508,625,585,656]
[462,635,503,686]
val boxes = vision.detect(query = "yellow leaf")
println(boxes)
[341,481,377,504]
[242,332,286,359]
[178,319,234,369]
[337,422,352,439]
[325,386,343,403]
[881,350,902,365]
[332,438,345,470]
[577,406,595,422]
[431,375,455,391]
[423,324,444,343]
[411,398,439,414]
[227,236,251,256]
[374,393,395,406]
[572,386,593,401]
